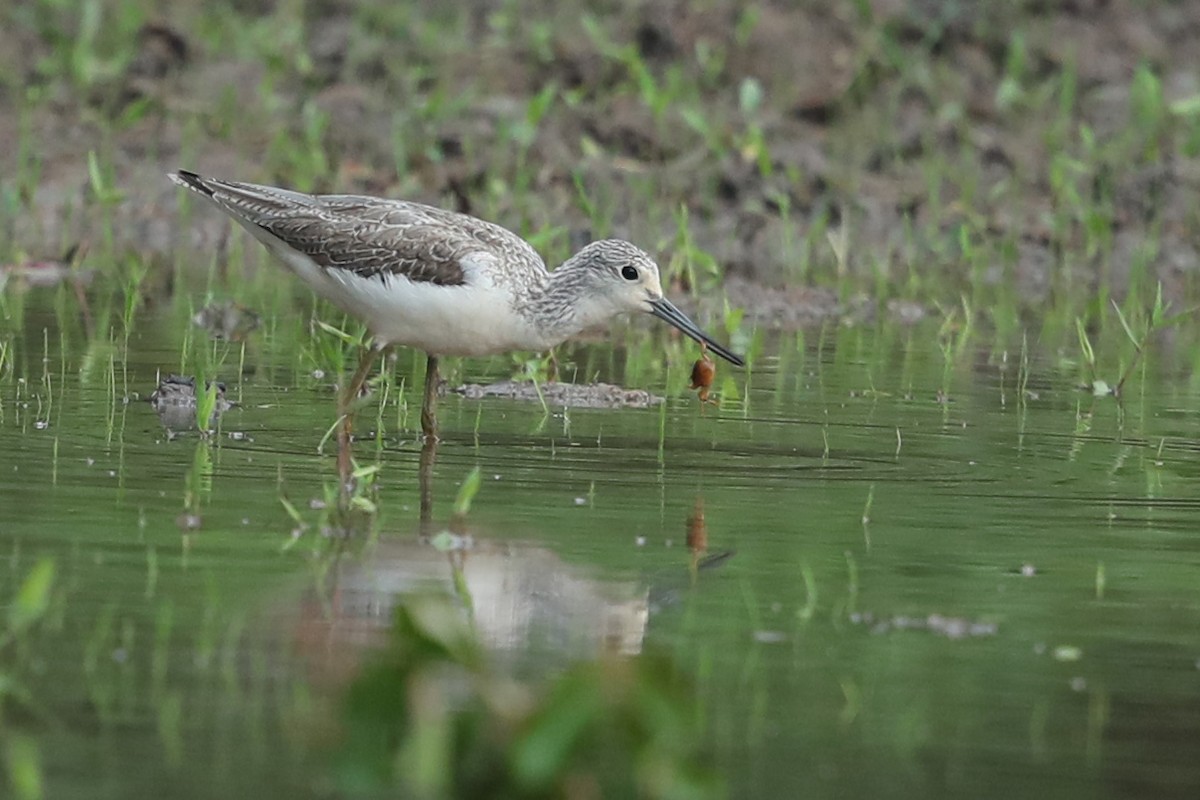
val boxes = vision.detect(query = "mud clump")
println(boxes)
[452,380,664,409]
[149,375,234,434]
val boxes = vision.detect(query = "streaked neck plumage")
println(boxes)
[521,249,617,348]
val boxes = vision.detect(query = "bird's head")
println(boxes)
[570,239,744,366]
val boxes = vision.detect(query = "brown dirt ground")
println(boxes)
[3,1,1200,327]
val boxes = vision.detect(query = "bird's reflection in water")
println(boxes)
[295,440,652,685]
[294,442,734,686]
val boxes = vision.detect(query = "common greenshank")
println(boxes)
[169,170,743,448]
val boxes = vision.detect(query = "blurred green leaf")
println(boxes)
[8,558,55,637]
[195,381,217,432]
[3,734,43,800]
[1110,300,1140,348]
[738,77,763,115]
[1074,317,1095,367]
[511,669,605,787]
[1169,94,1200,116]
[397,670,453,798]
[1130,62,1164,125]
[453,467,482,517]
[396,597,479,666]
[335,594,717,799]
[315,319,361,346]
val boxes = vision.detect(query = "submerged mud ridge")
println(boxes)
[452,380,664,409]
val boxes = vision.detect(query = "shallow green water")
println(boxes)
[3,293,1200,799]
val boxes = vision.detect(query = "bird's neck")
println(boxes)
[523,254,604,347]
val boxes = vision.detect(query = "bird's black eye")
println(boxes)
[621,265,639,281]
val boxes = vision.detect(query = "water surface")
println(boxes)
[2,296,1199,799]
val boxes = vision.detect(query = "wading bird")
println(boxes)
[170,171,743,463]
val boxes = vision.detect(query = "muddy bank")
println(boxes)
[3,0,1199,320]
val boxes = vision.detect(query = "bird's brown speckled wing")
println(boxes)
[170,171,543,286]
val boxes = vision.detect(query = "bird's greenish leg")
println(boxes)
[421,354,440,442]
[336,344,384,488]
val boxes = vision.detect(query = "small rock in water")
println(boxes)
[176,512,202,531]
[149,375,233,433]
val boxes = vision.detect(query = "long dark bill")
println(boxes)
[649,298,745,367]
